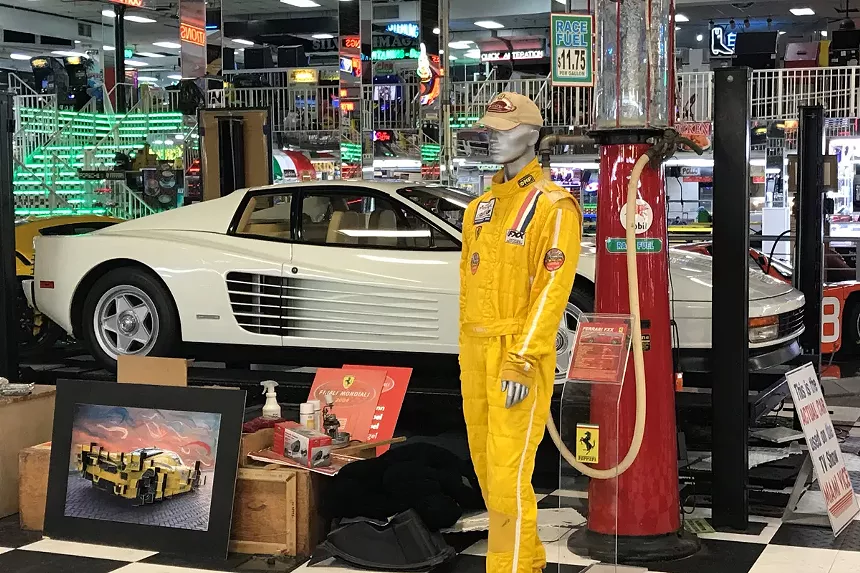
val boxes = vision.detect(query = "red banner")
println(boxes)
[180,23,206,47]
[308,368,387,440]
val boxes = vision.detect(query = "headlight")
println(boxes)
[749,316,779,342]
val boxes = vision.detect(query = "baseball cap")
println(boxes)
[476,92,544,131]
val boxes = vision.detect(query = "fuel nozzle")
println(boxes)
[322,393,350,447]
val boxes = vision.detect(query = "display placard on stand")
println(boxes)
[784,363,860,536]
[554,313,634,569]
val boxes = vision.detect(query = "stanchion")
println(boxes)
[0,92,19,380]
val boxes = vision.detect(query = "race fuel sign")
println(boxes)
[550,13,594,87]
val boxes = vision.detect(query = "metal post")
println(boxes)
[0,93,19,381]
[711,67,751,530]
[114,4,127,114]
[794,105,825,357]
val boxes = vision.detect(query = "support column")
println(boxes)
[113,5,127,113]
[711,66,751,530]
[795,106,825,357]
[0,93,19,381]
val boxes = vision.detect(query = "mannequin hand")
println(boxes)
[501,380,529,409]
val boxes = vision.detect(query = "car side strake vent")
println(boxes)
[225,272,440,341]
[226,272,285,336]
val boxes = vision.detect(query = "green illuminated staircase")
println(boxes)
[13,104,186,219]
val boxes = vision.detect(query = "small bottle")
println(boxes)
[261,380,281,419]
[308,399,322,432]
[300,403,316,429]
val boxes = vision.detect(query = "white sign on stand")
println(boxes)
[786,363,860,535]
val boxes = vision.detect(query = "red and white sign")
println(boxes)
[344,365,412,455]
[308,368,387,441]
[567,318,632,384]
[786,363,859,536]
[108,0,151,8]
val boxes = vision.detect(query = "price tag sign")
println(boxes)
[786,363,860,536]
[551,13,594,87]
[566,314,633,384]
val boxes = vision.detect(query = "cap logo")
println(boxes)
[487,95,516,114]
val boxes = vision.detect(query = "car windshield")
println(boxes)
[397,186,470,231]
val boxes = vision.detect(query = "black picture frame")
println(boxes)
[45,380,246,558]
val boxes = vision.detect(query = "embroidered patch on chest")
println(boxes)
[470,252,480,274]
[474,199,496,224]
[505,229,525,246]
[517,174,535,188]
[543,248,565,272]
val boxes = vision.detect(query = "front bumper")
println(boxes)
[677,338,802,373]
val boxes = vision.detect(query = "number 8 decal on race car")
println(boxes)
[822,296,841,346]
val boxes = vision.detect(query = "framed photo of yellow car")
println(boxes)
[44,380,245,557]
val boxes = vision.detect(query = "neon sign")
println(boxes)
[373,48,421,61]
[385,22,419,39]
[373,130,393,142]
[481,49,545,62]
[710,27,737,57]
[180,23,206,47]
[342,36,361,50]
[109,0,150,8]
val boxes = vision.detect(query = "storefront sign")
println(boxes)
[481,49,546,62]
[677,121,713,152]
[605,238,663,254]
[385,22,419,39]
[550,13,594,87]
[180,22,206,47]
[373,48,421,61]
[786,363,860,535]
[108,0,152,8]
[312,34,419,53]
[78,169,127,181]
[289,68,318,84]
[710,26,737,57]
[373,130,393,142]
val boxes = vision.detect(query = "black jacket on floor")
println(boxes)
[321,443,485,531]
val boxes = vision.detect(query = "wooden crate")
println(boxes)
[1,386,56,519]
[18,442,51,531]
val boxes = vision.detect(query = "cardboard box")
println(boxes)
[20,442,327,557]
[117,355,192,386]
[1,386,56,519]
[18,442,51,531]
[274,422,332,468]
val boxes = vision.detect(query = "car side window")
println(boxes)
[299,190,459,250]
[235,193,293,240]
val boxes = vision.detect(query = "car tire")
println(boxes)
[842,300,860,357]
[82,267,179,371]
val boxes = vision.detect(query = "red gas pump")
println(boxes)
[544,1,702,562]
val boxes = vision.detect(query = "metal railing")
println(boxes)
[750,67,860,120]
[102,179,157,220]
[361,83,420,130]
[676,71,714,123]
[215,85,341,134]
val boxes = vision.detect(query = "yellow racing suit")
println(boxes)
[459,158,582,573]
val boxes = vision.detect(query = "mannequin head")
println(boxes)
[488,124,540,166]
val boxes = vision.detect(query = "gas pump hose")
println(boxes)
[544,153,651,479]
[542,130,703,480]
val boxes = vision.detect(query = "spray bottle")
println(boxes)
[261,380,281,419]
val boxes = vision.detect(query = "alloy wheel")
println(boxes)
[93,285,160,359]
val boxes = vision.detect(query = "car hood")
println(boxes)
[577,243,797,302]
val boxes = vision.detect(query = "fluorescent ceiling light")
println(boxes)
[464,49,481,59]
[789,7,815,16]
[74,40,81,44]
[675,14,689,22]
[153,41,181,49]
[102,9,116,17]
[696,34,703,42]
[433,27,440,34]
[448,41,473,49]
[280,0,320,6]
[137,52,166,58]
[10,53,32,60]
[312,33,333,39]
[232,38,254,46]
[52,50,85,57]
[675,26,680,31]
[237,48,245,52]
[125,59,149,67]
[168,74,183,80]
[103,45,115,51]
[125,15,157,23]
[821,30,829,37]
[475,20,504,29]
[779,30,787,35]
[449,55,457,60]
[136,76,158,82]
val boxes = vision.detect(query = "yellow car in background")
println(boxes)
[76,444,203,505]
[16,215,121,356]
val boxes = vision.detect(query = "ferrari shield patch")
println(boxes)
[475,226,482,240]
[543,248,565,272]
[470,252,480,274]
[474,199,495,224]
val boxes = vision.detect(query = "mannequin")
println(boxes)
[459,92,582,573]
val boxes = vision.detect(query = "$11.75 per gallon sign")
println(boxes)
[551,13,594,87]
